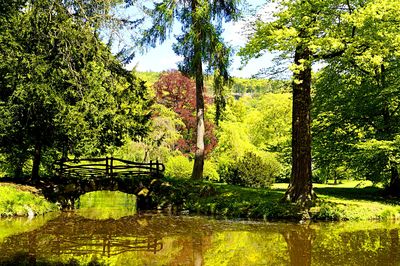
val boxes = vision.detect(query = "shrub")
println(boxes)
[165,155,192,179]
[216,154,234,182]
[204,161,220,181]
[222,152,280,188]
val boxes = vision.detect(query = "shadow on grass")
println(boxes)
[313,186,396,203]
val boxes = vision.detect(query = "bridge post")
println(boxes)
[105,157,109,175]
[156,160,160,177]
[150,160,153,176]
[110,157,114,179]
[59,158,65,179]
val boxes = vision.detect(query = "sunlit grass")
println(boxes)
[272,180,376,190]
[295,180,400,220]
[160,178,400,221]
[0,184,58,217]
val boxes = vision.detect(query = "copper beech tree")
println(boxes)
[153,70,217,156]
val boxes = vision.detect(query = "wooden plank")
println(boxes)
[63,164,107,169]
[113,158,149,166]
[67,158,105,162]
[112,165,153,170]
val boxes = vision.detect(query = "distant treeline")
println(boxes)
[137,71,290,95]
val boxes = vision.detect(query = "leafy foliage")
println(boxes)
[0,185,57,217]
[231,78,289,95]
[165,155,193,180]
[213,93,291,181]
[0,0,151,178]
[222,152,280,188]
[153,70,217,155]
[313,58,400,188]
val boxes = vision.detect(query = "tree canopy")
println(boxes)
[239,0,400,203]
[0,0,151,179]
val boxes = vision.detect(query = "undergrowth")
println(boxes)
[0,185,58,217]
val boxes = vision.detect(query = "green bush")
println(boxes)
[165,155,192,179]
[216,154,234,182]
[204,161,220,181]
[222,152,280,188]
[314,203,347,220]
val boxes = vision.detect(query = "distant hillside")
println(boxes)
[231,77,290,94]
[136,71,289,95]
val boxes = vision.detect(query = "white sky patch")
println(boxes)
[222,1,280,78]
[127,38,183,72]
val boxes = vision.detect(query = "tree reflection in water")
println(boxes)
[282,224,314,266]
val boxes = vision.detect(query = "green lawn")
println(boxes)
[156,178,400,221]
[275,180,400,220]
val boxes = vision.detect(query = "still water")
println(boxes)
[1,191,400,265]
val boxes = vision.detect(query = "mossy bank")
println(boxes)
[0,183,59,217]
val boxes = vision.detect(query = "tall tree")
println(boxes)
[139,0,240,179]
[240,0,400,203]
[239,0,350,204]
[313,0,400,196]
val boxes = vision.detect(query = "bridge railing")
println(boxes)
[55,157,165,179]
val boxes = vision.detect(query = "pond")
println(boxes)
[1,191,400,265]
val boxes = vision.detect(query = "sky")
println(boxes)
[125,0,275,78]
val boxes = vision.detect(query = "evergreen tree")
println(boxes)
[0,0,151,180]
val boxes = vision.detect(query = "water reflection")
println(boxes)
[0,212,58,243]
[283,225,313,266]
[1,196,400,265]
[75,191,136,220]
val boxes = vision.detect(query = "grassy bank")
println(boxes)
[153,178,400,221]
[0,183,59,217]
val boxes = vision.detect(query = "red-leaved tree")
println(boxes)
[153,70,217,155]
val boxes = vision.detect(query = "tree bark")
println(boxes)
[387,166,400,197]
[379,66,400,197]
[191,0,205,180]
[284,45,315,205]
[31,142,42,182]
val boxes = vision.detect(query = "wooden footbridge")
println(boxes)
[40,157,166,210]
[55,157,165,179]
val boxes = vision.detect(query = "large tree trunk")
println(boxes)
[387,166,400,197]
[284,45,315,205]
[191,0,205,180]
[31,143,42,183]
[379,66,400,197]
